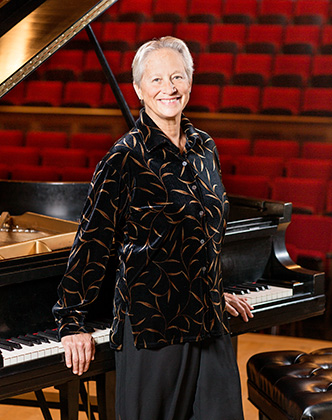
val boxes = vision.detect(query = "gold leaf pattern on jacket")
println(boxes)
[53,109,230,350]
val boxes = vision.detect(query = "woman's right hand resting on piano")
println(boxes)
[61,333,95,376]
[224,292,254,322]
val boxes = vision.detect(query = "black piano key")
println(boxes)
[0,341,14,351]
[25,334,44,344]
[10,336,34,347]
[224,287,246,295]
[37,330,60,343]
[241,283,261,292]
[234,286,251,294]
[86,321,106,330]
[0,338,21,350]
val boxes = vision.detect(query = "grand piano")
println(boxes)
[0,1,326,419]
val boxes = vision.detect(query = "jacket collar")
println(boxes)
[135,108,203,153]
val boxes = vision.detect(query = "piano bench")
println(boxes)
[246,348,332,420]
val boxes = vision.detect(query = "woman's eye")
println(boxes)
[152,78,161,82]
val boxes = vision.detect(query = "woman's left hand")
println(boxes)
[224,292,254,322]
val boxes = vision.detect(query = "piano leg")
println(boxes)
[95,372,116,420]
[56,380,80,420]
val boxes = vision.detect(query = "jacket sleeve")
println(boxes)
[52,154,129,338]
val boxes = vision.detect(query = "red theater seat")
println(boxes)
[62,82,102,108]
[137,23,174,46]
[41,148,87,168]
[320,25,332,54]
[43,50,84,81]
[271,177,327,214]
[261,87,301,115]
[222,174,270,199]
[285,214,332,274]
[11,165,59,182]
[0,164,9,179]
[253,139,300,159]
[25,131,68,149]
[81,50,122,82]
[195,53,234,85]
[88,150,108,168]
[188,0,222,23]
[271,55,312,88]
[101,22,137,51]
[209,24,246,54]
[293,0,329,25]
[187,85,221,113]
[302,142,332,160]
[285,158,332,181]
[0,130,24,146]
[0,147,40,166]
[214,138,251,157]
[326,181,332,215]
[0,82,25,106]
[175,23,210,54]
[219,85,260,114]
[117,0,153,23]
[70,133,113,151]
[119,83,140,110]
[233,53,272,86]
[153,0,189,23]
[282,25,321,55]
[234,156,284,179]
[222,0,258,24]
[301,88,332,116]
[23,81,63,107]
[311,55,332,87]
[259,0,293,24]
[245,24,284,54]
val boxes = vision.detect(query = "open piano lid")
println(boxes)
[0,0,118,98]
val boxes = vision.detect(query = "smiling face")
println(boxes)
[133,48,192,127]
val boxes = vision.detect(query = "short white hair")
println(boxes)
[132,36,194,86]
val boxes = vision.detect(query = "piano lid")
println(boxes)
[0,0,118,98]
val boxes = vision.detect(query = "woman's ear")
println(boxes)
[133,82,142,101]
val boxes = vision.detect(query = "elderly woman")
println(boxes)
[53,36,253,420]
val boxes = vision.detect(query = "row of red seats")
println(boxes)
[0,130,114,149]
[285,213,332,276]
[101,0,332,26]
[2,131,331,161]
[2,80,332,116]
[0,146,105,170]
[69,21,332,55]
[220,155,332,181]
[215,138,332,160]
[223,174,332,215]
[21,49,332,89]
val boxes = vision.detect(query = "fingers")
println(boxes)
[61,333,95,376]
[224,292,254,323]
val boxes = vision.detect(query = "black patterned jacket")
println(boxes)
[53,109,230,350]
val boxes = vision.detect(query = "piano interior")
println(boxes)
[0,211,78,258]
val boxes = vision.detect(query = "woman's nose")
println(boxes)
[163,80,176,94]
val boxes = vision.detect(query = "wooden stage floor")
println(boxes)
[1,332,332,420]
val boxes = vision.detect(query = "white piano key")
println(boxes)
[1,328,110,368]
[242,286,293,306]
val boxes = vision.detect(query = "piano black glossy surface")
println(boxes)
[0,190,326,418]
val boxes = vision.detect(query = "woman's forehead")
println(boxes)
[144,48,185,69]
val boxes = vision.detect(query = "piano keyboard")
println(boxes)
[225,282,293,306]
[0,325,110,369]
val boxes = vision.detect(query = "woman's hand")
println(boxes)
[224,292,254,323]
[61,333,95,376]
